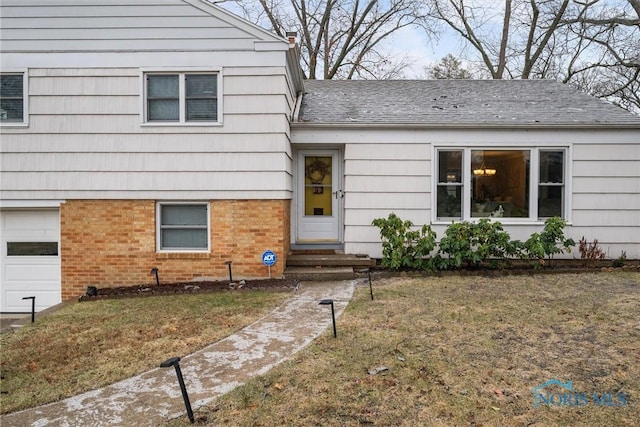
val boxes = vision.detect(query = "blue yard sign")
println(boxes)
[261,250,277,278]
[261,250,277,267]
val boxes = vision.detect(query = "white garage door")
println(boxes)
[1,209,61,313]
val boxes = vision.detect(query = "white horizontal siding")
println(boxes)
[1,65,293,199]
[346,176,429,193]
[225,75,290,95]
[4,38,257,52]
[573,143,640,161]
[2,28,249,40]
[0,0,285,56]
[29,75,138,96]
[345,159,426,176]
[2,51,289,70]
[225,95,289,115]
[1,153,291,172]
[0,4,212,18]
[0,133,292,153]
[573,177,639,194]
[1,190,292,201]
[345,190,430,211]
[29,96,138,115]
[345,143,431,160]
[571,210,640,227]
[345,209,430,227]
[324,129,640,259]
[21,114,289,134]
[4,171,291,192]
[573,193,640,211]
[573,160,640,177]
[569,138,640,257]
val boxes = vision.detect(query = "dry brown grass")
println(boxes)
[173,273,639,426]
[0,291,288,414]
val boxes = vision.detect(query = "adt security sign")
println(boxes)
[261,250,277,267]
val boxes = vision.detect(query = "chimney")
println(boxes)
[286,31,297,46]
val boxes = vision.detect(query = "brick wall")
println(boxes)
[60,199,290,300]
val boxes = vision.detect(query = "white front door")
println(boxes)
[0,209,61,313]
[296,150,342,242]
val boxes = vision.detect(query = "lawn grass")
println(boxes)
[171,272,639,426]
[0,290,288,414]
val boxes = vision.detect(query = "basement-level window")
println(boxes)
[157,203,209,251]
[435,147,568,221]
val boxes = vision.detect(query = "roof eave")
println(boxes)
[291,121,640,130]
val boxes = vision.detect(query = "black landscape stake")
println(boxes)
[319,299,337,338]
[22,296,36,323]
[150,267,160,286]
[355,268,374,300]
[160,356,194,424]
[225,260,233,282]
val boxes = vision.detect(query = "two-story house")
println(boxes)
[2,0,639,313]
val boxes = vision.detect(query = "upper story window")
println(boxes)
[0,72,27,125]
[435,147,569,222]
[144,72,219,124]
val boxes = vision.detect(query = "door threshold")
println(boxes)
[291,243,344,252]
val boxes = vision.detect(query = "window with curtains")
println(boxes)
[157,203,209,251]
[145,73,218,123]
[435,147,568,221]
[0,73,26,124]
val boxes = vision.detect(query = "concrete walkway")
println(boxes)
[1,280,356,427]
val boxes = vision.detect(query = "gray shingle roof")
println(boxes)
[296,79,640,127]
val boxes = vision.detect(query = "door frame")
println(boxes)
[293,147,344,244]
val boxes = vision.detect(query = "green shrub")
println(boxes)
[612,251,627,268]
[371,213,437,270]
[434,218,515,269]
[522,217,575,264]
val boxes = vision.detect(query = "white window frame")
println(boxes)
[141,67,222,126]
[156,202,210,252]
[0,69,29,127]
[432,145,572,224]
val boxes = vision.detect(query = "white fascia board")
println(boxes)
[0,51,286,69]
[0,200,65,208]
[254,41,289,51]
[185,0,289,44]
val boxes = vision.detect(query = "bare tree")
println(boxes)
[216,0,431,79]
[428,0,640,113]
[426,54,472,78]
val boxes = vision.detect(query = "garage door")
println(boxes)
[1,209,61,313]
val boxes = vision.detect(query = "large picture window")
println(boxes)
[0,73,26,124]
[145,73,218,123]
[435,147,568,221]
[157,203,209,251]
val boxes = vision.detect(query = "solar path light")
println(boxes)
[319,299,337,338]
[225,260,233,282]
[22,296,36,323]
[150,267,160,286]
[160,356,194,424]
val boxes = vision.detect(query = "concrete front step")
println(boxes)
[284,266,356,281]
[286,253,376,268]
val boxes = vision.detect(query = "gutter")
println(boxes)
[290,122,640,130]
[292,91,303,122]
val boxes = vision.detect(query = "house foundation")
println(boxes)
[60,199,290,300]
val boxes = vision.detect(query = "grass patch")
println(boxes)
[0,291,288,414]
[173,273,639,426]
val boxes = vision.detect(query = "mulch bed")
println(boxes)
[79,278,298,301]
